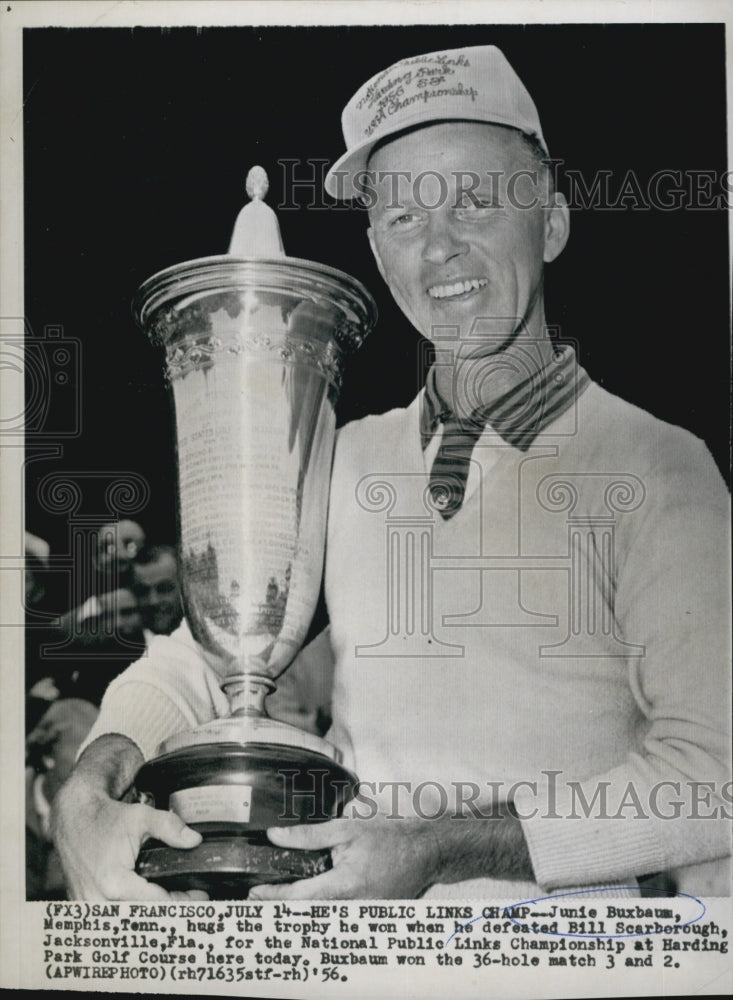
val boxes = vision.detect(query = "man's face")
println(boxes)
[133,554,182,635]
[96,520,146,574]
[30,699,99,804]
[99,587,143,640]
[367,122,569,355]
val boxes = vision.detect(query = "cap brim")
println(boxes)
[325,113,547,200]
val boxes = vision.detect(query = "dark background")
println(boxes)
[24,24,730,594]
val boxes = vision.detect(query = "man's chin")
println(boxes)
[454,333,517,361]
[151,613,180,635]
[420,317,518,353]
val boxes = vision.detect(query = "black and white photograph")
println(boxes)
[1,2,731,996]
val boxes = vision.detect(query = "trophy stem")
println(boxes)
[223,674,276,718]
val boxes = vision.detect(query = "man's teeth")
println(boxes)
[427,278,488,299]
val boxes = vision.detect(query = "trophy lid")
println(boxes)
[133,164,377,353]
[133,254,377,355]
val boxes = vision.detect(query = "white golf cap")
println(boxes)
[325,45,548,200]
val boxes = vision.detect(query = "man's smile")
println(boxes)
[427,277,488,300]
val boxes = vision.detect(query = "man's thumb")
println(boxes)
[145,808,202,849]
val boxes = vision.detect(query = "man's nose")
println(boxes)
[421,213,469,265]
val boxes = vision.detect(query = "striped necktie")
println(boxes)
[422,345,590,519]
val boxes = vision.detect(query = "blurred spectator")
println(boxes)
[24,531,51,610]
[95,519,146,577]
[132,544,183,636]
[56,585,146,706]
[61,519,146,627]
[98,585,146,644]
[26,525,147,730]
[26,698,99,899]
[25,533,57,732]
[29,585,146,711]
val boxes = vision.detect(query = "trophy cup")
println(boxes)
[130,169,376,897]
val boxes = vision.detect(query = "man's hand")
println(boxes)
[249,817,441,900]
[249,806,534,900]
[52,734,207,900]
[28,677,60,704]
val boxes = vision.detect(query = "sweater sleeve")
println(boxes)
[77,622,227,761]
[78,682,193,762]
[517,437,731,890]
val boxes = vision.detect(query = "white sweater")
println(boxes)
[84,382,731,898]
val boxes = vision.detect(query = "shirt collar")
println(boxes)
[421,344,590,452]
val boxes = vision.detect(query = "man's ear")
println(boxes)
[543,192,570,263]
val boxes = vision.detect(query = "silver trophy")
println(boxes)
[130,175,376,895]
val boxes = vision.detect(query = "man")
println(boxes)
[25,532,54,732]
[53,45,730,900]
[37,585,147,708]
[24,531,50,611]
[26,698,99,899]
[52,519,146,638]
[95,520,146,578]
[131,544,183,637]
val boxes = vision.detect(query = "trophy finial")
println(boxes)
[228,165,285,257]
[245,165,269,201]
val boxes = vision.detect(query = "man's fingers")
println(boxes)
[101,869,177,901]
[141,806,202,849]
[65,877,107,902]
[249,869,347,900]
[110,870,210,902]
[266,819,354,851]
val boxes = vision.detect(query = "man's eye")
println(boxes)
[389,212,421,227]
[457,198,498,214]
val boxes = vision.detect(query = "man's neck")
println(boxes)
[434,333,556,420]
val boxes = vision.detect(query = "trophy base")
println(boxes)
[136,834,331,899]
[134,720,357,898]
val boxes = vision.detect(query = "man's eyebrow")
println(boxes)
[370,197,419,216]
[379,199,419,211]
[454,192,504,208]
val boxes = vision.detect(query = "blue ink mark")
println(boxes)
[445,887,706,945]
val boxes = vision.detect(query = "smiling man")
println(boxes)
[132,545,183,638]
[53,45,730,901]
[364,119,567,432]
[248,45,730,900]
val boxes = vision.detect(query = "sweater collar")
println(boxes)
[421,344,590,452]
